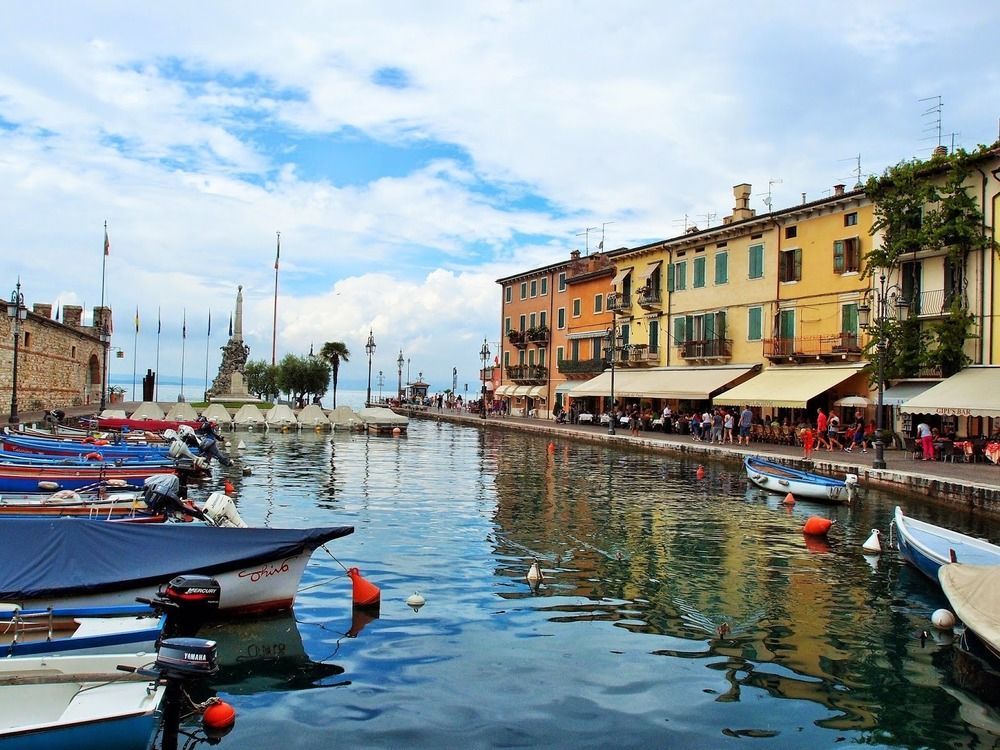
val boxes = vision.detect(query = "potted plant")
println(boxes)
[109,385,126,404]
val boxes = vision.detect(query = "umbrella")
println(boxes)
[834,395,874,407]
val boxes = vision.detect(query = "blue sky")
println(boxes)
[1,1,999,394]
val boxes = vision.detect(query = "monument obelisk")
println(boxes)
[207,286,256,401]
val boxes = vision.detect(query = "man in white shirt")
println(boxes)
[917,421,934,460]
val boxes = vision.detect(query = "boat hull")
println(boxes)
[744,456,849,502]
[894,507,1000,584]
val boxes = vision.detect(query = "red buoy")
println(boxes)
[203,700,236,732]
[803,516,834,536]
[224,480,235,496]
[547,441,555,454]
[783,492,795,505]
[347,567,381,607]
[696,465,706,480]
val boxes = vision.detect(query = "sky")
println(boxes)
[2,1,999,395]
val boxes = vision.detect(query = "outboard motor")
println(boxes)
[845,473,860,502]
[202,492,248,527]
[154,636,220,680]
[198,436,232,467]
[43,409,65,426]
[143,474,206,521]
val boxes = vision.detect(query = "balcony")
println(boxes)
[909,288,965,318]
[505,364,548,383]
[607,292,632,313]
[637,287,662,310]
[507,330,528,349]
[679,338,732,361]
[623,344,659,366]
[764,332,863,363]
[526,325,550,344]
[557,357,606,377]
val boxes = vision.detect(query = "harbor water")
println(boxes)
[186,408,1000,749]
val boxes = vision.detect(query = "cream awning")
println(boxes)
[713,364,864,408]
[900,367,1000,418]
[556,380,583,393]
[510,385,532,398]
[527,385,547,399]
[638,261,662,284]
[882,380,938,406]
[567,330,606,340]
[610,267,632,287]
[494,385,515,397]
[570,366,755,400]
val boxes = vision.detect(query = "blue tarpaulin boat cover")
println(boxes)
[0,518,353,598]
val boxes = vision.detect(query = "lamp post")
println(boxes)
[377,370,384,402]
[857,270,909,470]
[6,281,27,425]
[98,324,111,413]
[365,329,376,407]
[605,319,624,435]
[479,338,490,419]
[397,350,404,402]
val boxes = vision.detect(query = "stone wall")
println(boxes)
[0,305,109,412]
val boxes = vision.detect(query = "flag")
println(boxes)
[182,310,187,339]
[274,233,280,270]
[104,227,110,256]
[157,307,161,334]
[228,313,232,337]
[207,310,212,337]
[134,306,139,333]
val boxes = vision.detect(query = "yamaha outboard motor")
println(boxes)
[198,436,232,467]
[143,474,206,521]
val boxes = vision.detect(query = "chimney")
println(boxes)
[833,184,845,197]
[933,144,948,157]
[32,303,52,319]
[724,183,756,224]
[92,306,112,334]
[801,192,807,204]
[62,305,83,327]
[570,249,581,261]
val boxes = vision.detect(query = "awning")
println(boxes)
[638,261,662,284]
[900,367,1000,418]
[610,267,632,287]
[494,385,515,397]
[556,381,583,393]
[527,385,547,399]
[571,366,756,400]
[881,380,939,407]
[567,330,605,340]
[713,364,864,408]
[510,385,532,398]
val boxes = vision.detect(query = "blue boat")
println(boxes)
[893,506,1000,584]
[0,604,164,658]
[744,455,858,503]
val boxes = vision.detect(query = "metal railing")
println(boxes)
[764,332,862,359]
[607,292,632,312]
[505,364,548,382]
[637,288,662,307]
[557,357,606,375]
[680,338,732,360]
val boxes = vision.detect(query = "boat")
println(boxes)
[893,506,1000,583]
[1,431,173,460]
[95,416,200,432]
[744,455,858,502]
[939,564,1000,663]
[0,462,177,494]
[0,517,354,616]
[0,604,165,658]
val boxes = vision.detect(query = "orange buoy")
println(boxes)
[783,492,795,505]
[547,441,555,453]
[202,700,236,732]
[347,567,381,607]
[803,516,834,536]
[84,452,103,461]
[696,465,705,480]
[224,480,235,496]
[94,439,110,446]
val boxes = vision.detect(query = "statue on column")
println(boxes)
[207,285,252,399]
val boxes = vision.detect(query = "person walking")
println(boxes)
[738,405,753,446]
[723,410,734,443]
[815,409,830,450]
[917,421,934,460]
[827,413,842,451]
[801,422,815,459]
[711,410,724,444]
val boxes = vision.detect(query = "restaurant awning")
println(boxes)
[712,364,864,408]
[494,385,515,397]
[900,367,1000,418]
[610,267,632,288]
[556,380,583,393]
[510,385,532,398]
[571,365,756,400]
[527,385,547,399]
[881,380,939,407]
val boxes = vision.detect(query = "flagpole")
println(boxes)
[204,310,211,400]
[132,307,139,401]
[155,307,161,402]
[180,308,187,402]
[272,231,280,366]
[99,222,109,411]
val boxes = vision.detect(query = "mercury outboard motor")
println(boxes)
[143,474,207,521]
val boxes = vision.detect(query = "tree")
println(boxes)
[319,341,350,408]
[276,354,330,406]
[244,360,279,401]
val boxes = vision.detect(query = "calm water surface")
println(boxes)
[178,415,1000,749]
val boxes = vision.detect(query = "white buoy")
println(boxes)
[527,560,544,583]
[931,609,956,630]
[237,440,246,450]
[862,529,881,554]
[406,592,425,611]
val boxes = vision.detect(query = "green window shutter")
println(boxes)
[703,313,715,341]
[557,308,565,328]
[715,252,728,284]
[793,248,802,281]
[693,257,706,288]
[666,263,675,292]
[833,240,845,273]
[684,315,694,343]
[649,320,659,349]
[841,303,858,334]
[715,311,726,339]
[748,307,762,341]
[749,244,763,279]
[677,262,686,290]
[673,316,685,344]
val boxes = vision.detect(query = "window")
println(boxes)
[572,298,581,317]
[538,347,546,365]
[530,279,537,297]
[675,261,687,290]
[844,212,858,227]
[503,351,510,367]
[23,332,31,348]
[833,237,861,274]
[693,256,706,288]
[558,272,567,292]
[539,311,547,328]
[778,309,795,340]
[528,350,535,366]
[504,316,511,333]
[571,339,580,360]
[673,317,686,345]
[779,248,802,282]
[540,277,548,295]
[519,314,526,331]
[529,312,536,329]
[505,286,512,303]
[901,261,921,314]
[784,225,797,240]
[557,308,566,328]
[71,345,77,359]
[748,244,764,279]
[714,252,728,285]
[594,294,603,313]
[841,303,858,335]
[518,350,526,365]
[556,346,564,362]
[747,306,762,341]
[520,282,527,300]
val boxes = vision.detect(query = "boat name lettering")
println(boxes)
[239,557,293,583]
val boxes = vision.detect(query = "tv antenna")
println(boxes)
[598,221,614,252]
[576,226,598,255]
[838,154,867,189]
[919,95,943,148]
[762,178,782,213]
[672,214,691,234]
[699,211,717,228]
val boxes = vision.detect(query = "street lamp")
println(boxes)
[6,281,27,425]
[857,270,910,470]
[377,369,384,402]
[605,320,625,435]
[365,329,376,407]
[98,324,111,413]
[397,350,404,402]
[479,338,490,419]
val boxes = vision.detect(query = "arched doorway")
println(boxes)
[87,354,101,405]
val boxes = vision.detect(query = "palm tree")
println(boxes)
[319,341,351,407]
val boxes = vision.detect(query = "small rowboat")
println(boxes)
[0,605,165,658]
[939,564,1000,664]
[744,455,858,502]
[893,506,1000,583]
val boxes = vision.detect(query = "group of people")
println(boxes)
[799,408,875,459]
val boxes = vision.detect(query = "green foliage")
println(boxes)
[319,341,351,408]
[862,316,931,387]
[925,303,974,377]
[244,360,280,401]
[276,353,330,403]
